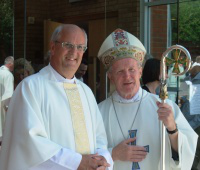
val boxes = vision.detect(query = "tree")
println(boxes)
[0,0,13,62]
[179,0,200,45]
[171,0,200,45]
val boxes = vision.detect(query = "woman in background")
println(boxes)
[142,58,161,94]
[14,58,35,89]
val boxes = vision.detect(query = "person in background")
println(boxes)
[97,28,197,170]
[180,62,200,170]
[142,58,169,95]
[44,50,51,66]
[0,56,14,143]
[75,57,88,82]
[0,24,113,170]
[196,56,200,64]
[13,58,35,89]
[142,58,161,94]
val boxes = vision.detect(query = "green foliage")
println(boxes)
[179,0,200,44]
[0,0,13,45]
[171,0,200,45]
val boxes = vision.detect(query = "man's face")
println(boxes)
[76,63,88,78]
[50,26,86,79]
[10,63,14,72]
[19,69,29,80]
[7,63,14,72]
[108,58,142,99]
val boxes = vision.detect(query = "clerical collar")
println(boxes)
[112,88,142,103]
[49,64,76,84]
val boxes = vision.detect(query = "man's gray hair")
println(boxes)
[4,56,14,65]
[50,25,88,45]
[50,25,63,42]
[81,28,88,45]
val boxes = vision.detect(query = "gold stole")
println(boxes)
[63,83,91,154]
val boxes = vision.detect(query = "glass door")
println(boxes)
[142,0,200,103]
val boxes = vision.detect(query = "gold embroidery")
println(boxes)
[63,83,90,154]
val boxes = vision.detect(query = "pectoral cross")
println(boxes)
[129,130,149,170]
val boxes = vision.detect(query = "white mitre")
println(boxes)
[97,28,146,69]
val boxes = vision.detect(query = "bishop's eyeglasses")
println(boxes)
[55,41,87,52]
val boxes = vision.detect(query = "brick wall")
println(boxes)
[150,5,200,61]
[150,5,168,59]
[14,0,25,60]
[14,0,140,65]
[14,0,50,64]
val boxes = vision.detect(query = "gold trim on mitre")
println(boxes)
[97,28,146,69]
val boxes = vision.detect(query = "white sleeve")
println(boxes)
[30,148,82,170]
[96,148,114,170]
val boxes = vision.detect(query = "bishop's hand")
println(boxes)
[156,101,178,152]
[156,101,176,131]
[112,137,147,162]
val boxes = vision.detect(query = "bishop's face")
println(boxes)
[108,58,142,99]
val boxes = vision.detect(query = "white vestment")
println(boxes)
[0,66,111,170]
[0,66,14,138]
[99,88,198,170]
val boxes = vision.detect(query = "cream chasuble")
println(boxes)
[63,83,90,154]
[0,65,110,170]
[99,88,198,170]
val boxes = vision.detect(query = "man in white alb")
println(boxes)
[0,56,14,141]
[97,28,197,170]
[0,24,113,170]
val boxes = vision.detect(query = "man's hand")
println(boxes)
[96,166,107,170]
[78,154,110,170]
[112,138,147,162]
[156,101,176,131]
[156,101,178,152]
[93,155,110,170]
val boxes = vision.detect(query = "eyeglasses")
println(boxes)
[55,41,87,52]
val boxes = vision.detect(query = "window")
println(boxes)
[141,0,200,103]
